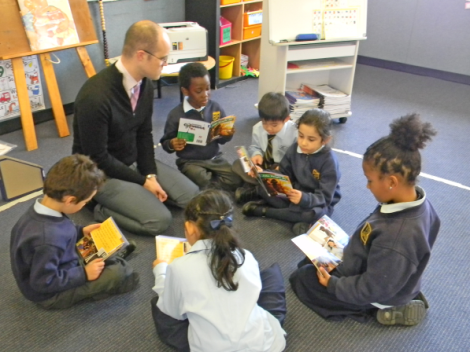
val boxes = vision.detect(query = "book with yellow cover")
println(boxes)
[155,235,192,264]
[76,217,128,263]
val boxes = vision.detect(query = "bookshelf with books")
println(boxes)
[185,0,263,89]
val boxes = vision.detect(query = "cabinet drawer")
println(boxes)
[287,43,356,61]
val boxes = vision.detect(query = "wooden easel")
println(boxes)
[0,0,98,151]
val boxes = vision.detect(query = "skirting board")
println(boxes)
[0,103,74,136]
[358,56,470,86]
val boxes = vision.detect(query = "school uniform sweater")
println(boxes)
[10,206,86,302]
[160,100,232,160]
[72,64,156,186]
[280,143,341,214]
[328,187,440,307]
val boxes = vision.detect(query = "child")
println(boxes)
[160,63,242,190]
[232,92,297,203]
[10,154,139,309]
[151,190,286,352]
[242,109,341,235]
[289,113,440,326]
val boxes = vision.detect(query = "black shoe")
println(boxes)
[235,186,259,204]
[116,241,137,260]
[292,222,311,236]
[242,200,267,217]
[376,300,426,326]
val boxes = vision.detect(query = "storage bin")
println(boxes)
[243,24,261,40]
[219,17,232,45]
[243,10,262,27]
[219,55,235,79]
[221,0,240,5]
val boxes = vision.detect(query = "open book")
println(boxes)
[155,235,192,264]
[291,215,349,275]
[177,115,236,146]
[76,217,128,263]
[235,146,293,197]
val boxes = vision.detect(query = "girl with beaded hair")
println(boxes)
[151,189,287,351]
[290,113,440,326]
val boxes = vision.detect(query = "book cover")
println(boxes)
[235,145,254,173]
[291,215,349,273]
[177,115,236,146]
[17,0,80,51]
[76,217,129,263]
[258,171,293,197]
[155,235,192,264]
[210,115,236,141]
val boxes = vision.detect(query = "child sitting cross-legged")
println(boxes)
[290,113,440,326]
[151,189,287,352]
[160,62,242,191]
[10,154,139,309]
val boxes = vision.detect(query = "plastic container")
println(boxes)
[221,0,240,5]
[240,54,249,67]
[219,55,235,79]
[243,10,262,27]
[220,17,232,46]
[243,24,261,40]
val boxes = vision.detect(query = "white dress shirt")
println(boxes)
[153,239,286,352]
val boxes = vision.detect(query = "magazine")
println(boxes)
[155,235,192,264]
[76,217,129,263]
[235,146,293,197]
[177,115,236,146]
[291,215,349,275]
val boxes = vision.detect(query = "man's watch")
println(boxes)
[146,174,157,180]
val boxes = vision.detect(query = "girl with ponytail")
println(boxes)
[290,113,440,327]
[151,189,286,352]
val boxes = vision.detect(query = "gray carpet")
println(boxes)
[1,65,470,351]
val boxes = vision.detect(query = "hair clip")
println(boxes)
[210,216,233,230]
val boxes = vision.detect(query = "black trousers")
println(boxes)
[151,263,286,352]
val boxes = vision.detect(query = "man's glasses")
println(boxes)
[140,49,168,64]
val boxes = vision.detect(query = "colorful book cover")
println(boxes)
[17,0,80,51]
[258,171,293,197]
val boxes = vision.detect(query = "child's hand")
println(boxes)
[287,189,302,204]
[251,155,263,166]
[317,266,330,287]
[153,259,167,268]
[83,223,100,237]
[248,165,263,178]
[85,258,105,281]
[170,138,186,151]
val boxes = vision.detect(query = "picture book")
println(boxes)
[291,215,349,275]
[155,235,192,264]
[17,0,80,51]
[76,217,129,263]
[177,115,236,146]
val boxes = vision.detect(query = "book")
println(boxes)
[17,0,80,51]
[291,215,349,274]
[155,235,192,264]
[177,115,236,146]
[76,217,129,263]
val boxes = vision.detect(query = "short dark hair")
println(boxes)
[297,109,332,141]
[363,113,437,185]
[43,154,105,203]
[258,92,290,121]
[179,63,209,90]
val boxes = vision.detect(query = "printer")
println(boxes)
[160,22,208,64]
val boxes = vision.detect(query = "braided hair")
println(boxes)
[363,113,437,184]
[184,190,245,291]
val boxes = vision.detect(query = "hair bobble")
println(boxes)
[210,216,233,230]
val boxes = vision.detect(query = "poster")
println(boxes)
[0,56,45,121]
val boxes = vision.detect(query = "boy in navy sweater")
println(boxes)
[160,63,242,190]
[10,155,138,309]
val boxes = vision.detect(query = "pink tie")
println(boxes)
[131,84,140,111]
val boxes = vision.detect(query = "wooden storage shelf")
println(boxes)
[186,0,263,88]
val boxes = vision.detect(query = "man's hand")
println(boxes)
[85,258,105,281]
[287,189,302,204]
[170,138,186,151]
[251,155,263,166]
[144,177,168,202]
[317,266,331,287]
[83,223,100,237]
[153,259,167,268]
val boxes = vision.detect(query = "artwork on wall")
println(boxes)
[17,0,80,51]
[0,56,45,121]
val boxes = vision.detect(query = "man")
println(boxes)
[72,20,199,236]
